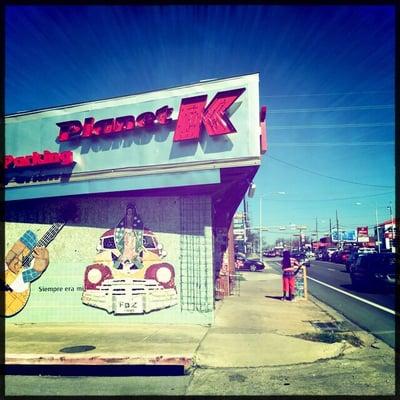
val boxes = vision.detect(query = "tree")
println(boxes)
[246,230,259,255]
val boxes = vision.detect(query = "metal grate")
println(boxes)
[231,270,241,296]
[179,196,212,312]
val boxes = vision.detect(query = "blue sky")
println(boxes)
[5,5,395,245]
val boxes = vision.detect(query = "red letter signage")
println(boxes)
[173,88,245,141]
[172,95,208,141]
[55,88,246,143]
[4,150,74,169]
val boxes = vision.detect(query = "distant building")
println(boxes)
[375,218,396,253]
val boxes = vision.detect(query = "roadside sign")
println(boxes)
[295,266,307,301]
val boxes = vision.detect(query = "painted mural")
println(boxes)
[2,204,77,317]
[81,203,178,315]
[4,195,213,325]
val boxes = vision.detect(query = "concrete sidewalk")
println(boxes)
[5,264,379,371]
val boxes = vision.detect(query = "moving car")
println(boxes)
[316,248,328,260]
[331,249,352,264]
[357,247,377,254]
[290,250,311,268]
[349,253,397,292]
[235,253,265,272]
[305,251,316,260]
[345,251,364,272]
[326,247,338,261]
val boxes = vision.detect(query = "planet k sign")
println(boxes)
[5,73,263,200]
[55,88,246,143]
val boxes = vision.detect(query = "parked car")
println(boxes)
[290,250,311,268]
[235,253,265,272]
[263,250,277,257]
[349,253,397,292]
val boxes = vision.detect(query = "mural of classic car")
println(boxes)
[81,228,178,314]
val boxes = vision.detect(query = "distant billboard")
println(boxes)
[357,226,369,243]
[331,229,356,242]
[357,226,368,237]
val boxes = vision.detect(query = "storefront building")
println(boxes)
[4,73,266,326]
[375,219,397,253]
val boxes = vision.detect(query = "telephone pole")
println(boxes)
[336,210,340,248]
[243,197,249,253]
[375,204,381,253]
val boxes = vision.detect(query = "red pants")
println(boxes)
[282,275,295,294]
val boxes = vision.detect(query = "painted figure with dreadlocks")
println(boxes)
[113,203,144,272]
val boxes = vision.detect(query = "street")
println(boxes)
[268,258,396,348]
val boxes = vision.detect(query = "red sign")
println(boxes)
[56,88,246,143]
[357,226,368,237]
[259,105,267,154]
[4,150,74,169]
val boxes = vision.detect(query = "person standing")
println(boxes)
[281,250,300,301]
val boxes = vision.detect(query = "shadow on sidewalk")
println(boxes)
[264,295,283,300]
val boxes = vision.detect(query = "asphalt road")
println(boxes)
[267,258,396,348]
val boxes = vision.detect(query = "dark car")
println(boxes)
[332,250,352,264]
[345,251,364,272]
[263,250,277,257]
[350,253,397,292]
[235,253,265,272]
[290,250,311,268]
[316,248,328,260]
[330,250,340,263]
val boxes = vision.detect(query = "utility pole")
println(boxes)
[243,197,249,227]
[375,204,381,253]
[315,217,319,244]
[336,210,340,248]
[329,218,332,243]
[387,202,395,253]
[243,197,248,254]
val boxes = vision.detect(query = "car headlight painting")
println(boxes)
[88,268,103,284]
[156,266,172,283]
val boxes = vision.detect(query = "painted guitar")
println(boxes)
[2,205,77,317]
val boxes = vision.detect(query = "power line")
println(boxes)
[259,191,394,202]
[265,154,394,189]
[268,122,394,129]
[269,104,394,113]
[260,90,392,98]
[268,142,394,147]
